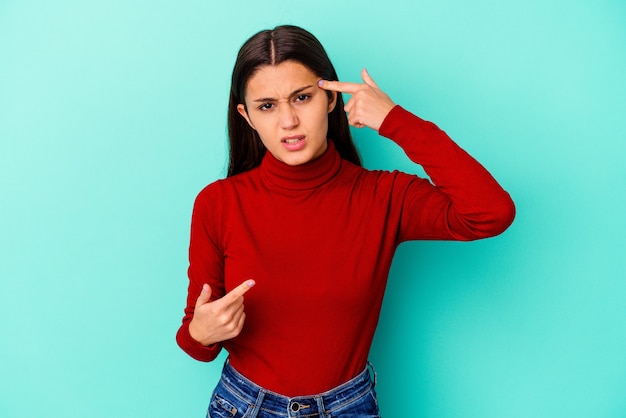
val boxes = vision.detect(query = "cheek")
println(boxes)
[249,115,273,134]
[308,102,330,124]
[315,107,330,131]
[249,117,277,148]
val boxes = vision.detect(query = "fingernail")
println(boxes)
[317,79,324,87]
[247,280,255,287]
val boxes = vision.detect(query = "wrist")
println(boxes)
[188,318,212,346]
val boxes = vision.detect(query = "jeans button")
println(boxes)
[290,402,301,412]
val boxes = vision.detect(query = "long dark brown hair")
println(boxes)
[227,25,361,177]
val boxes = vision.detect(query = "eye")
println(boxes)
[294,94,311,102]
[258,103,274,111]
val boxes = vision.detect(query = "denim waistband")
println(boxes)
[218,360,377,416]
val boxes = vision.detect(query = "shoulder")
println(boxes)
[196,169,258,200]
[194,178,225,207]
[340,159,425,196]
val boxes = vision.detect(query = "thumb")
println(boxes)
[195,283,212,307]
[361,68,379,89]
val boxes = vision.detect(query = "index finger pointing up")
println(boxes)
[318,79,361,94]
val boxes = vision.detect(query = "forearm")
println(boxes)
[380,106,515,240]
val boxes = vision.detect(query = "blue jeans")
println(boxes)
[207,360,380,417]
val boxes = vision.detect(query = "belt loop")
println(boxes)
[367,361,377,387]
[315,395,326,416]
[248,388,266,418]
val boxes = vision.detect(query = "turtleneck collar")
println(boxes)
[259,140,342,191]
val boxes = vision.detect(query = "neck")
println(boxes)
[259,140,341,191]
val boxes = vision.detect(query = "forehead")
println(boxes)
[245,61,318,98]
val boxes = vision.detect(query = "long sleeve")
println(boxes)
[175,187,225,362]
[174,106,515,392]
[378,106,515,242]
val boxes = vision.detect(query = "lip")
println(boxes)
[281,135,306,151]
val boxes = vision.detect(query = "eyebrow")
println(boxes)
[251,85,314,102]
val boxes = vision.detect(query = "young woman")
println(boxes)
[176,25,515,417]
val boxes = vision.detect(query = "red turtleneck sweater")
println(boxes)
[176,106,515,396]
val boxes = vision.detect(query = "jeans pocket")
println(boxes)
[207,379,255,418]
[207,393,238,418]
[328,388,380,418]
[368,387,379,410]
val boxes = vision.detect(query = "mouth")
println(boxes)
[281,135,306,151]
[281,135,305,144]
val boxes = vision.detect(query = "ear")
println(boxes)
[237,104,256,130]
[327,91,337,113]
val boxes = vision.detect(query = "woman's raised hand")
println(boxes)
[318,68,395,131]
[188,280,255,346]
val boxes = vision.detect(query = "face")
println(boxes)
[237,61,337,166]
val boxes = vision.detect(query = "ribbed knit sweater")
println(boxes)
[176,105,515,397]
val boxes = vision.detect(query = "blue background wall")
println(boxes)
[1,1,624,417]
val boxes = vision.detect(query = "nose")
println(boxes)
[278,103,299,130]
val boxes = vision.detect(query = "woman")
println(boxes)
[176,25,515,417]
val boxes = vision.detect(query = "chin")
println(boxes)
[281,154,315,166]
